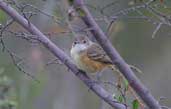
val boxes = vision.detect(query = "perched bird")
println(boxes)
[70,36,116,74]
[70,36,144,107]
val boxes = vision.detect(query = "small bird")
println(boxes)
[70,35,115,74]
[70,36,144,108]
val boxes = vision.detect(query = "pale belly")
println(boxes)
[71,51,109,73]
[71,53,96,73]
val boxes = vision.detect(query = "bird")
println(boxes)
[70,35,144,108]
[70,35,116,75]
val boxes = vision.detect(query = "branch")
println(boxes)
[0,1,126,109]
[72,0,161,108]
[110,0,171,38]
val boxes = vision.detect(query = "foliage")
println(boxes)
[132,99,139,109]
[0,68,18,109]
[0,10,7,23]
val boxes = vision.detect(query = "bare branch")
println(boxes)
[18,3,62,24]
[0,18,40,82]
[46,58,62,66]
[109,0,171,38]
[7,49,40,83]
[152,23,162,38]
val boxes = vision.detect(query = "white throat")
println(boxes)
[70,42,94,72]
[71,44,88,54]
[70,43,88,71]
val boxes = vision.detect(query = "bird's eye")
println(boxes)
[83,40,86,43]
[74,41,77,44]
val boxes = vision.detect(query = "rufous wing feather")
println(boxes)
[87,44,112,65]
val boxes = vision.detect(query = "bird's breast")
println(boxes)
[71,48,108,73]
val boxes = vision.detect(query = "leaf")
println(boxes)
[117,95,123,103]
[0,10,7,23]
[0,76,11,86]
[77,9,86,17]
[8,100,18,107]
[124,79,129,91]
[132,99,139,109]
[0,100,17,107]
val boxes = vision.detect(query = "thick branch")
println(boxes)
[72,0,161,108]
[0,1,126,109]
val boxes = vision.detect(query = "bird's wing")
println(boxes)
[87,43,112,64]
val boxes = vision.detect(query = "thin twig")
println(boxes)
[152,23,162,38]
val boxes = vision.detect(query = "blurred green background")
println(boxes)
[0,0,171,109]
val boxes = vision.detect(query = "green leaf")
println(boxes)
[117,95,123,103]
[132,99,139,109]
[77,9,86,17]
[124,79,129,91]
[8,100,18,107]
[0,76,11,86]
[0,100,17,107]
[0,10,7,23]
